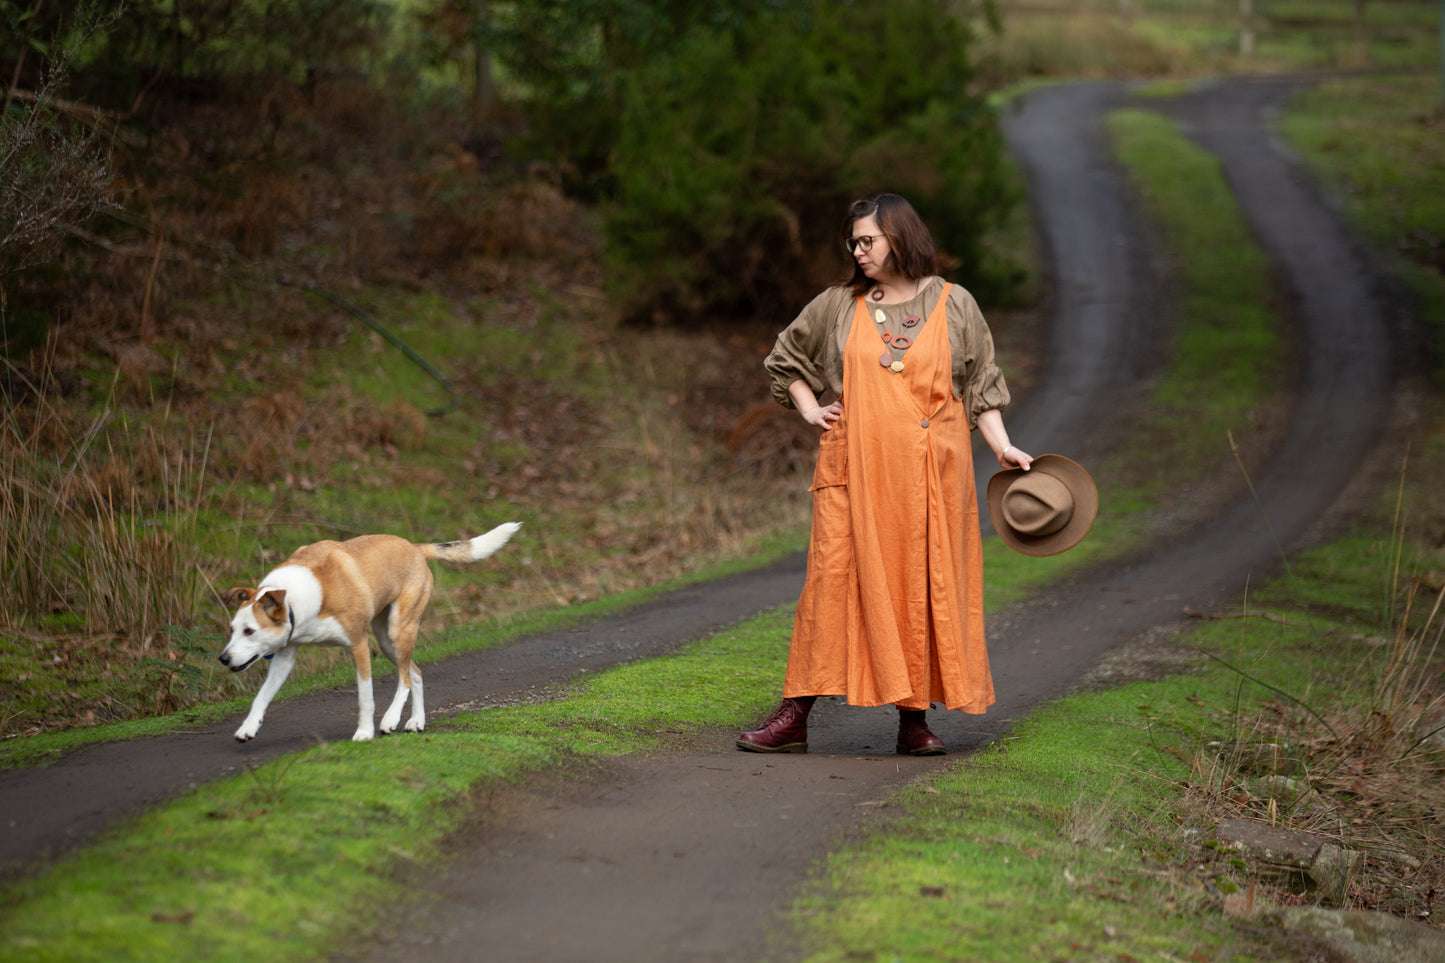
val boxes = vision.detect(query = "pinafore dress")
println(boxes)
[783,284,994,713]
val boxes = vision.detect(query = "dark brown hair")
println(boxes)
[841,193,939,296]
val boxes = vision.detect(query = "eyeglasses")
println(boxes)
[845,234,886,254]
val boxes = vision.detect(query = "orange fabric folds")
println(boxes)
[783,286,994,713]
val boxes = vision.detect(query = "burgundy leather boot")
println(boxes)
[736,696,815,753]
[897,708,946,756]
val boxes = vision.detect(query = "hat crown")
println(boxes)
[1001,473,1074,536]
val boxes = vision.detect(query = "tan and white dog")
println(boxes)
[219,522,521,742]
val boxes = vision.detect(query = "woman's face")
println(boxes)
[849,214,894,281]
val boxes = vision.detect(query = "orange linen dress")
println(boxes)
[783,285,994,713]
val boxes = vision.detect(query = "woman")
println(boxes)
[739,193,1032,756]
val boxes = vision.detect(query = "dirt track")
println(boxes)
[0,77,1398,961]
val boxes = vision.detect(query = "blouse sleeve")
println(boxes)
[764,287,849,408]
[948,284,1011,427]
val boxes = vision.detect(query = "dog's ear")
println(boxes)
[256,589,288,624]
[222,586,256,609]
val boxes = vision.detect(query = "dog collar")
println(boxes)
[281,603,296,648]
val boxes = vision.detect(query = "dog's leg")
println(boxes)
[377,582,430,735]
[405,663,425,733]
[350,635,377,741]
[373,610,411,735]
[379,661,424,734]
[375,612,427,734]
[234,645,298,742]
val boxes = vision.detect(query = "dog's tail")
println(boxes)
[423,522,523,564]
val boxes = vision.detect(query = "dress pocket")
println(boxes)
[809,427,847,491]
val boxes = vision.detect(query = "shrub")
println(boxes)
[601,0,1018,324]
[0,3,116,287]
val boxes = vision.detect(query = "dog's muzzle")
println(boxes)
[219,651,258,672]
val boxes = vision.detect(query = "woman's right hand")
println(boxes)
[802,400,843,431]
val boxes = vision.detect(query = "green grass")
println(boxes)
[1279,72,1445,386]
[1110,107,1282,420]
[443,605,795,752]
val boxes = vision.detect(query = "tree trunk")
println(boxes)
[471,0,495,119]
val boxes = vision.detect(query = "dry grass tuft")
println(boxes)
[0,360,209,642]
[977,8,1186,85]
[1179,577,1445,920]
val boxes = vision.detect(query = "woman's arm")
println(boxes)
[787,379,843,431]
[976,408,1032,470]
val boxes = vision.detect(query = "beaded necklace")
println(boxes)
[874,277,925,372]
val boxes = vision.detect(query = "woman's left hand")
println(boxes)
[975,410,1031,470]
[998,444,1033,470]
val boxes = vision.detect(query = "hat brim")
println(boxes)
[987,454,1098,557]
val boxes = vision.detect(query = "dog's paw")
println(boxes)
[351,728,375,742]
[404,718,425,733]
[234,724,259,742]
[379,713,401,735]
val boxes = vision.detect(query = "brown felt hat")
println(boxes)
[987,454,1098,557]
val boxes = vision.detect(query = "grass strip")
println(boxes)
[1102,106,1284,504]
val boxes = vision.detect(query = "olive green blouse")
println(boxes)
[763,276,1011,428]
